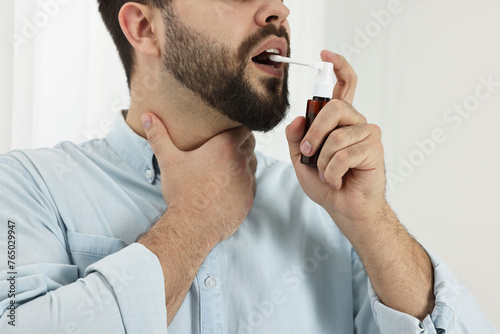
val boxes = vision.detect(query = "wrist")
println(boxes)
[342,202,420,274]
[138,206,219,266]
[348,202,401,251]
[327,199,393,244]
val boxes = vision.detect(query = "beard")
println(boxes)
[161,7,290,132]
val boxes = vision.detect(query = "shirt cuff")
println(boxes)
[84,243,167,333]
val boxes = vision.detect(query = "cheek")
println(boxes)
[208,3,255,44]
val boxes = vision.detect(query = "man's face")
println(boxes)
[161,1,291,132]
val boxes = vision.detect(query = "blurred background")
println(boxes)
[1,0,499,329]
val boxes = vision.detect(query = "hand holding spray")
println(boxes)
[270,55,335,167]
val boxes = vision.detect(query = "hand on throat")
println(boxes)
[125,84,243,152]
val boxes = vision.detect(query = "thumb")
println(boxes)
[141,113,178,158]
[286,116,306,162]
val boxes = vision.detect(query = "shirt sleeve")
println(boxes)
[0,160,168,333]
[351,246,498,334]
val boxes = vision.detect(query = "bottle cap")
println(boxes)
[312,62,334,99]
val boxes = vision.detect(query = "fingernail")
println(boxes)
[326,50,336,58]
[141,114,152,131]
[301,141,313,155]
[319,173,327,183]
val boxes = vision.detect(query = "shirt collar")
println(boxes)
[106,110,157,184]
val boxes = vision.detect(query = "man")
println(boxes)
[0,0,496,333]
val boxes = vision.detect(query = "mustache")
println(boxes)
[237,25,291,62]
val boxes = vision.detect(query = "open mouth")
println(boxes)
[252,48,282,68]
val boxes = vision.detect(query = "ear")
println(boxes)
[119,3,161,58]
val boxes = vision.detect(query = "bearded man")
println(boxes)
[0,1,496,333]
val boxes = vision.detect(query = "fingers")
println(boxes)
[141,113,179,158]
[322,144,367,190]
[321,50,358,104]
[249,153,258,175]
[316,124,380,174]
[240,133,256,156]
[321,134,383,190]
[286,116,306,161]
[301,100,367,157]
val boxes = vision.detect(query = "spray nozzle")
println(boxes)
[269,55,335,99]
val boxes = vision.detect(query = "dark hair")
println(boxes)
[97,0,167,88]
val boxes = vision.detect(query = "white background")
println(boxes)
[0,0,499,329]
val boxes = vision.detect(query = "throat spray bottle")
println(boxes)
[270,55,335,167]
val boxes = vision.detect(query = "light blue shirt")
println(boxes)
[0,112,496,334]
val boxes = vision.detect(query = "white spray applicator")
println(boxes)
[270,55,335,167]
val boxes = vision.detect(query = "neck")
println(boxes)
[125,76,241,151]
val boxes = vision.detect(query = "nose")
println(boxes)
[254,0,290,27]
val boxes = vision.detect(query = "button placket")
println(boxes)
[197,247,224,334]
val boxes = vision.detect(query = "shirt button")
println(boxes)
[204,276,217,289]
[145,169,154,179]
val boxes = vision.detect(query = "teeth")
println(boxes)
[266,48,280,55]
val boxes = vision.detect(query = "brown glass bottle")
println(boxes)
[301,96,330,167]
